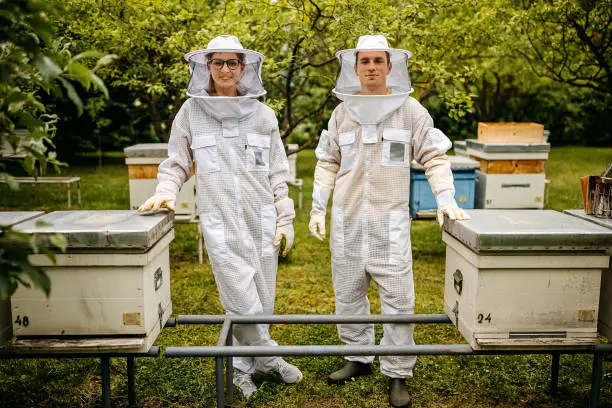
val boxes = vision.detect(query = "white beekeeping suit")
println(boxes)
[140,35,301,397]
[309,35,467,405]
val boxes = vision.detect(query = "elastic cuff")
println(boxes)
[311,187,330,215]
[155,181,179,197]
[275,197,295,227]
[435,189,454,207]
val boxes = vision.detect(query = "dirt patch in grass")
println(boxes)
[298,397,343,408]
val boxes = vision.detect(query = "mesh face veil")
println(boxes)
[334,38,413,96]
[332,35,414,137]
[184,35,266,99]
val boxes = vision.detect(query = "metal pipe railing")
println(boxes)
[164,314,612,408]
[176,313,451,325]
[0,346,160,407]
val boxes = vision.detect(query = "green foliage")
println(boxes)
[52,0,487,152]
[0,223,67,299]
[512,0,612,95]
[0,0,114,299]
[47,0,612,153]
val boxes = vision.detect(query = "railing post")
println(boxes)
[226,323,234,404]
[101,356,111,408]
[590,351,604,408]
[127,355,135,407]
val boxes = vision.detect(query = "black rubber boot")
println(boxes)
[327,361,372,384]
[388,378,412,408]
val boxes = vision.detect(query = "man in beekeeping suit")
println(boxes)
[309,35,468,408]
[138,35,302,399]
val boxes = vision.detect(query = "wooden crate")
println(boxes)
[472,158,547,174]
[478,122,544,143]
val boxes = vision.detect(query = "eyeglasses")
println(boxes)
[209,58,241,70]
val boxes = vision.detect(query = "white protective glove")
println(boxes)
[274,224,294,257]
[137,193,176,213]
[309,213,326,241]
[435,189,469,227]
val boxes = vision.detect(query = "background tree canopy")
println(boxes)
[41,0,612,158]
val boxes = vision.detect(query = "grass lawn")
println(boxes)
[1,146,612,407]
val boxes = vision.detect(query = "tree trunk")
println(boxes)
[149,93,167,142]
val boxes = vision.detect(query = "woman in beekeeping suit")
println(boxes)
[138,35,302,398]
[309,35,468,408]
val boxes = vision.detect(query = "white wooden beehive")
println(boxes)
[124,143,196,220]
[564,210,612,341]
[475,171,546,209]
[442,210,612,349]
[0,211,46,344]
[11,211,174,352]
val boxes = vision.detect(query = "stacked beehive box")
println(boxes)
[11,210,174,352]
[0,211,46,344]
[443,209,612,349]
[124,143,197,222]
[469,123,549,209]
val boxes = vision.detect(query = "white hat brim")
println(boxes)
[336,48,412,61]
[184,49,265,64]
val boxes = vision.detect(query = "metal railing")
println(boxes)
[0,346,160,408]
[3,314,610,407]
[164,314,612,408]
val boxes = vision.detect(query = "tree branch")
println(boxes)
[283,37,305,133]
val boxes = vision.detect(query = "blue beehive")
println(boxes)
[410,156,479,219]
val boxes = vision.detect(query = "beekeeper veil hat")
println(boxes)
[184,35,266,98]
[334,35,413,96]
[332,35,414,142]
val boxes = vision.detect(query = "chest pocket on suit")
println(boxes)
[382,128,411,167]
[246,133,271,171]
[339,131,357,172]
[192,136,220,173]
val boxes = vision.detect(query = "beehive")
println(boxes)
[12,210,174,352]
[466,140,550,209]
[443,210,612,349]
[410,156,479,218]
[124,143,196,221]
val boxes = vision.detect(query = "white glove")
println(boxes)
[435,190,469,227]
[437,201,470,227]
[309,213,326,241]
[137,193,176,213]
[274,224,294,257]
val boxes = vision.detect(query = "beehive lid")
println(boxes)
[123,143,169,158]
[454,140,467,150]
[14,210,173,250]
[0,211,45,227]
[411,155,479,171]
[443,209,612,252]
[563,209,612,230]
[466,139,550,153]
